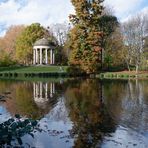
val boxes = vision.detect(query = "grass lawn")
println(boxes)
[1,66,148,79]
[0,65,68,73]
[98,70,148,79]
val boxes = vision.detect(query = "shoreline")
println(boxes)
[0,66,148,80]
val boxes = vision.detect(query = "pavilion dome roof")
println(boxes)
[34,38,55,47]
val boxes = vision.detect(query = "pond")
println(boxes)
[0,78,148,148]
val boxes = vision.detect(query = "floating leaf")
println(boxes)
[0,115,38,146]
[15,114,21,119]
[31,121,38,127]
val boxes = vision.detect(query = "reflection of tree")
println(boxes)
[103,79,148,132]
[122,80,148,131]
[103,80,127,121]
[65,79,116,148]
[0,80,60,119]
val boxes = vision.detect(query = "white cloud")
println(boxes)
[104,0,144,21]
[141,6,148,14]
[0,29,6,37]
[0,0,148,36]
[119,5,148,22]
[0,0,74,36]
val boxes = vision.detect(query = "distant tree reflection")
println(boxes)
[65,79,116,147]
[103,79,148,133]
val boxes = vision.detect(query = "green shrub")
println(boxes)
[100,73,104,78]
[0,115,38,146]
[67,66,85,76]
[14,73,18,77]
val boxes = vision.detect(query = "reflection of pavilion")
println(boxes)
[33,82,55,108]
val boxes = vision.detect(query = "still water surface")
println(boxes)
[0,78,148,148]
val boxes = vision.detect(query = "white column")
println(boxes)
[36,49,38,64]
[45,48,48,64]
[52,51,55,65]
[40,48,42,65]
[33,49,35,64]
[50,49,53,64]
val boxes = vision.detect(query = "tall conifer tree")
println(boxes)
[69,0,104,73]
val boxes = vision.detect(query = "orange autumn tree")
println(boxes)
[68,0,104,73]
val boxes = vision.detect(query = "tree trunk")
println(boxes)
[126,60,131,72]
[136,64,139,77]
[127,64,130,72]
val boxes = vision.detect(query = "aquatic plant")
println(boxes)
[0,114,38,146]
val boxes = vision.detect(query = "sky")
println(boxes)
[0,0,148,36]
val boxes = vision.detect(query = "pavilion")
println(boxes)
[33,38,55,65]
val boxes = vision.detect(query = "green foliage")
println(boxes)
[68,0,104,74]
[0,51,17,66]
[0,25,25,62]
[141,36,148,70]
[0,115,38,146]
[104,54,113,69]
[98,14,126,70]
[15,23,52,65]
[55,46,68,65]
[99,15,118,37]
[67,65,85,75]
[99,14,119,50]
[104,28,126,69]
